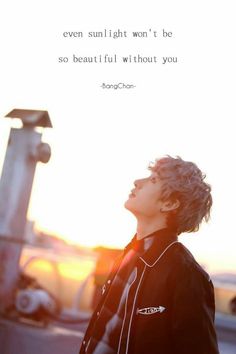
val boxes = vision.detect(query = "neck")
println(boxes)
[136,216,167,240]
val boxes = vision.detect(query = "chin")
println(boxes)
[124,199,137,214]
[124,198,132,211]
[124,199,129,209]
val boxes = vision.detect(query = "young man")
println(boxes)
[79,156,219,354]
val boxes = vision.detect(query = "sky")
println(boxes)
[0,0,236,273]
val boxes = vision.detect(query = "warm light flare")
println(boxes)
[20,247,97,309]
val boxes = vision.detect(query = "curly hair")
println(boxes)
[148,156,212,235]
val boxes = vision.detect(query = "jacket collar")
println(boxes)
[126,228,178,267]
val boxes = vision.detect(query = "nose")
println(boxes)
[134,179,142,188]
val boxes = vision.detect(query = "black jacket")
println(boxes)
[80,229,219,354]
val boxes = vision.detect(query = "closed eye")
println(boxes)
[150,176,157,183]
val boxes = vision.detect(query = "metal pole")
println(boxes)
[0,111,52,313]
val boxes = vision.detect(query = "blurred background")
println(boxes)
[0,0,236,353]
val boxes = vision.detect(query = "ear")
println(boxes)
[161,199,180,212]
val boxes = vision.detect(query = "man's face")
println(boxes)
[124,172,165,219]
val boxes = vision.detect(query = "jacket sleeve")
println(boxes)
[79,254,123,354]
[171,265,220,354]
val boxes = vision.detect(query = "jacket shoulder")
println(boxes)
[169,242,212,283]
